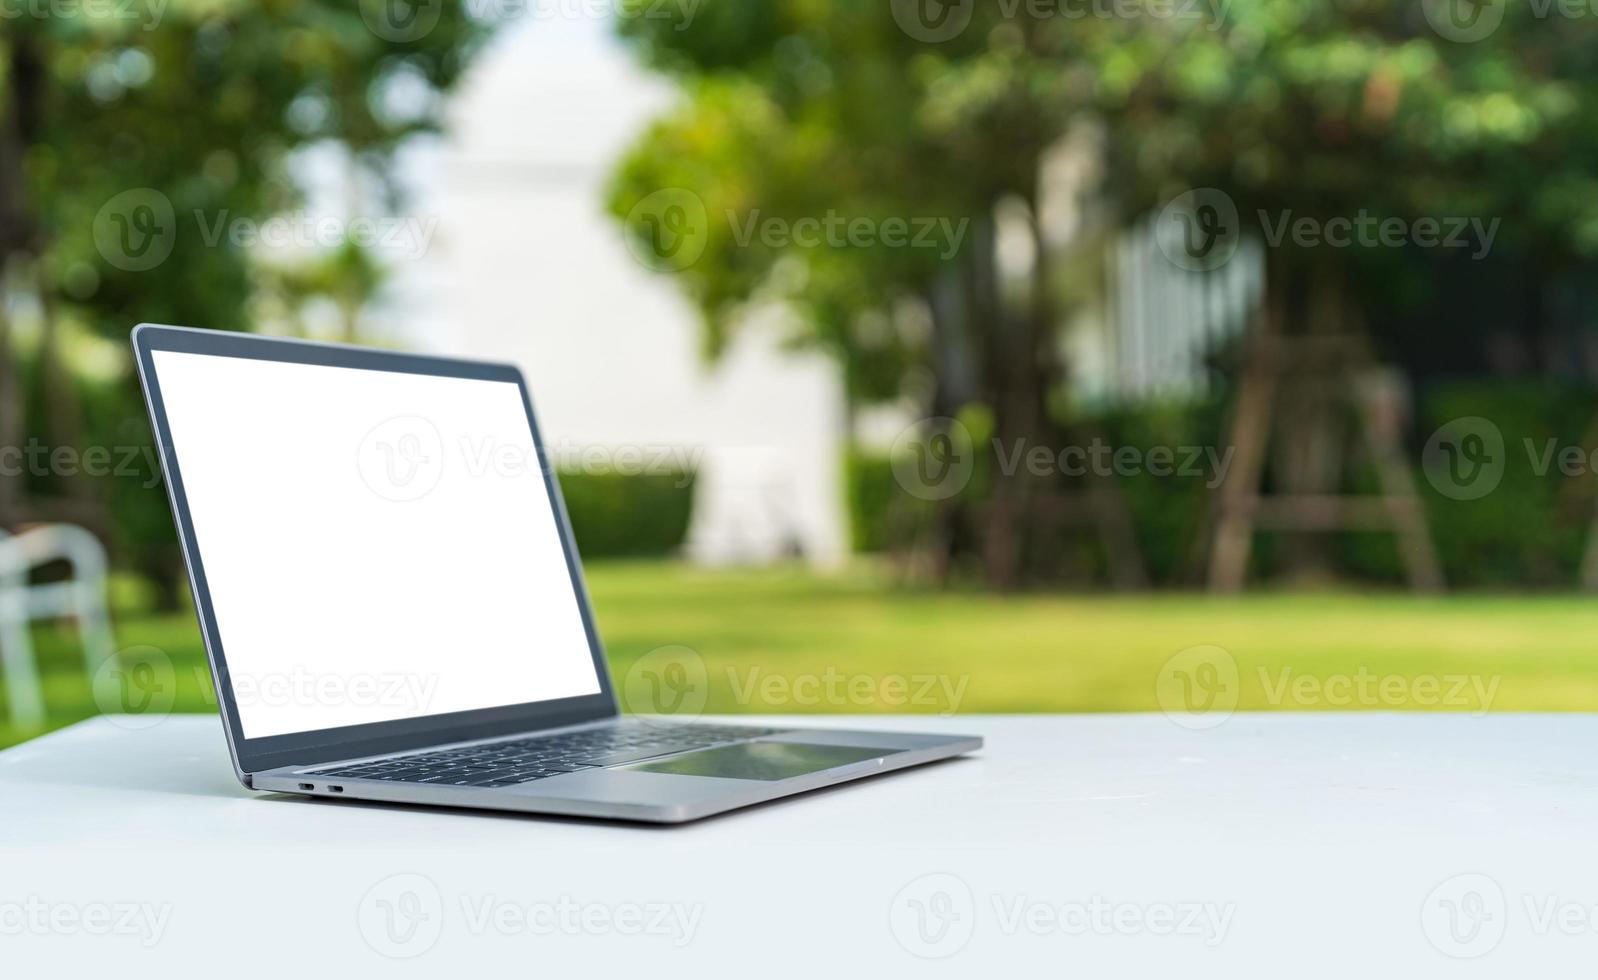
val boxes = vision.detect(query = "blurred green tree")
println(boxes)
[607,0,1598,588]
[607,2,1082,587]
[0,1,488,601]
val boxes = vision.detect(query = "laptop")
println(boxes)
[132,324,979,823]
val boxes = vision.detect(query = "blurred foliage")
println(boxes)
[558,470,696,559]
[843,449,901,554]
[1076,0,1598,256]
[607,0,1598,588]
[9,0,488,335]
[1408,382,1598,587]
[606,0,1028,405]
[850,383,1598,589]
[0,1,492,598]
[608,0,1598,393]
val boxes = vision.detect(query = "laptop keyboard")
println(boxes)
[308,721,784,788]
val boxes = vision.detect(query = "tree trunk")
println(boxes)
[34,261,89,504]
[0,30,47,526]
[1272,260,1351,583]
[979,197,1060,591]
[0,296,22,523]
[920,216,990,586]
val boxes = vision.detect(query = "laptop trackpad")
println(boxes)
[624,742,900,781]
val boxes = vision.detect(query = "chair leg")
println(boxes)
[0,590,44,729]
[75,580,117,709]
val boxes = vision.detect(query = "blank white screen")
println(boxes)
[152,349,602,739]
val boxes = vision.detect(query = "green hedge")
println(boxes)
[844,450,903,554]
[557,470,696,559]
[1407,383,1597,588]
[847,384,1598,589]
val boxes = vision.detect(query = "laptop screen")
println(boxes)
[150,349,603,739]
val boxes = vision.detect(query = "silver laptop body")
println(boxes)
[133,324,979,823]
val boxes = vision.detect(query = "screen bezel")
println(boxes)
[133,324,619,777]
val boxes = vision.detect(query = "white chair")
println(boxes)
[0,525,116,729]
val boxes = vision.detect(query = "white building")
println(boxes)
[391,16,849,566]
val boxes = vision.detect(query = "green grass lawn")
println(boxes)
[6,560,1598,749]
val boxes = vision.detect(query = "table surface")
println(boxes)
[1,712,1589,976]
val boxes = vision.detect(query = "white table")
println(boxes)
[0,712,1589,976]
